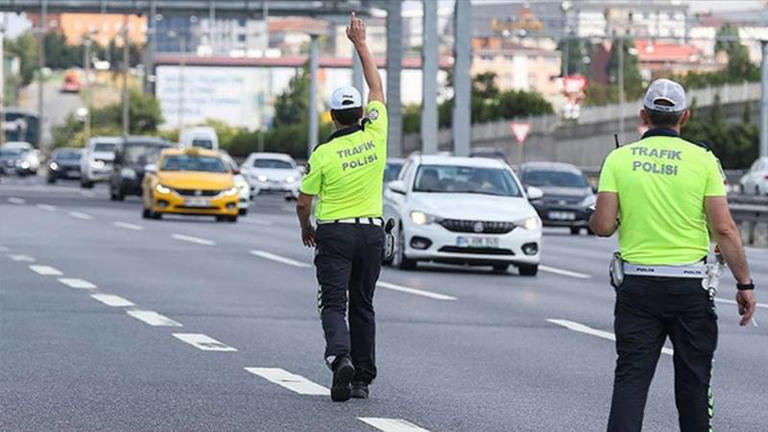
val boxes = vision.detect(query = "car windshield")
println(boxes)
[54,150,81,161]
[253,159,293,169]
[384,162,403,183]
[122,144,166,165]
[0,148,23,157]
[93,143,116,153]
[161,155,227,173]
[413,165,522,197]
[191,139,214,149]
[523,170,589,188]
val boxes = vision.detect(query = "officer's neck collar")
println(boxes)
[642,128,680,139]
[328,124,363,141]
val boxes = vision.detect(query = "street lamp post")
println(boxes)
[307,33,319,157]
[760,40,768,158]
[38,0,47,149]
[83,33,93,145]
[121,15,129,139]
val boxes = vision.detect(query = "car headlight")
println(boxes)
[90,159,105,169]
[50,162,59,170]
[235,178,249,192]
[581,194,597,206]
[121,168,136,179]
[285,176,296,184]
[410,210,438,225]
[155,184,171,194]
[222,186,239,196]
[20,161,30,169]
[517,217,541,231]
[257,174,268,183]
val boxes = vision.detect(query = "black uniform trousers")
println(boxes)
[314,223,383,385]
[608,276,718,432]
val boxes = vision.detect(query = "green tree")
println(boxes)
[273,67,310,128]
[5,31,39,86]
[558,39,592,76]
[607,39,644,100]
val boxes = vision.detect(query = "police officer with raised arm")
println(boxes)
[592,78,757,432]
[295,12,387,403]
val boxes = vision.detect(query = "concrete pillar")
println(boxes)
[452,0,471,156]
[386,0,403,157]
[760,40,768,158]
[308,34,319,157]
[420,0,438,154]
[352,51,363,94]
[144,0,156,94]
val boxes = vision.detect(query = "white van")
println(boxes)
[179,127,219,151]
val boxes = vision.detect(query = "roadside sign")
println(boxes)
[510,122,531,144]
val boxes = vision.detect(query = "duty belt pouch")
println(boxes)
[382,219,396,264]
[609,252,624,291]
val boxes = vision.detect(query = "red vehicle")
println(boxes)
[61,72,81,93]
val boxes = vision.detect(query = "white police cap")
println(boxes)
[330,86,362,110]
[643,78,686,113]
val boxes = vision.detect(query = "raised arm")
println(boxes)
[347,12,384,104]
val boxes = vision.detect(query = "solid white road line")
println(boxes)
[90,294,135,307]
[36,203,56,211]
[715,297,768,310]
[377,281,457,301]
[127,310,183,327]
[8,197,25,204]
[172,333,237,352]
[113,221,144,231]
[8,254,35,262]
[58,278,97,289]
[249,250,311,268]
[172,234,216,246]
[358,418,432,432]
[548,318,674,356]
[540,265,591,279]
[244,367,329,396]
[29,265,63,276]
[69,211,94,220]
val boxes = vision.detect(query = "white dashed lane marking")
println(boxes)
[172,333,237,351]
[172,234,216,246]
[540,265,591,279]
[113,221,144,231]
[36,203,56,211]
[58,278,97,289]
[548,318,673,356]
[244,367,328,395]
[127,310,183,327]
[29,265,63,276]
[91,294,135,307]
[377,281,457,301]
[249,250,311,268]
[358,418,433,432]
[8,197,26,204]
[69,211,94,220]
[9,254,35,262]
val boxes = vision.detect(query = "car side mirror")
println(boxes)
[526,186,543,201]
[388,180,407,195]
[591,185,598,194]
[232,167,240,175]
[144,163,157,173]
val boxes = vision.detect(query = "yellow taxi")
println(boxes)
[141,148,240,222]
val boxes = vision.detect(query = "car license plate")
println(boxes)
[67,170,80,177]
[549,211,576,221]
[457,236,499,248]
[185,198,210,207]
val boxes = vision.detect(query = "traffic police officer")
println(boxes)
[296,12,387,403]
[592,78,757,431]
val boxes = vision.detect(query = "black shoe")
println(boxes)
[350,381,369,399]
[330,357,354,402]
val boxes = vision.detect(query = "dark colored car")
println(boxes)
[519,162,596,235]
[0,148,24,175]
[47,148,83,183]
[109,136,172,201]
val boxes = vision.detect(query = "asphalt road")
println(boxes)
[1,176,766,432]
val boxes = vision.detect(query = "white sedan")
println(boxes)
[383,155,543,275]
[241,152,302,199]
[740,157,768,196]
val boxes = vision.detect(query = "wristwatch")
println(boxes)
[737,281,755,291]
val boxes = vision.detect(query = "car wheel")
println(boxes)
[586,227,595,236]
[81,180,94,189]
[46,176,55,184]
[142,207,151,219]
[518,264,539,276]
[570,227,581,235]
[393,224,417,270]
[114,189,125,201]
[152,211,162,220]
[492,263,510,274]
[239,208,248,216]
[216,215,226,222]
[227,215,238,223]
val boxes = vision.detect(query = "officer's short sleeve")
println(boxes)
[364,100,388,140]
[300,149,323,196]
[598,151,618,193]
[704,155,727,197]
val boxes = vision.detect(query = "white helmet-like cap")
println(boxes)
[643,78,686,113]
[330,86,363,110]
